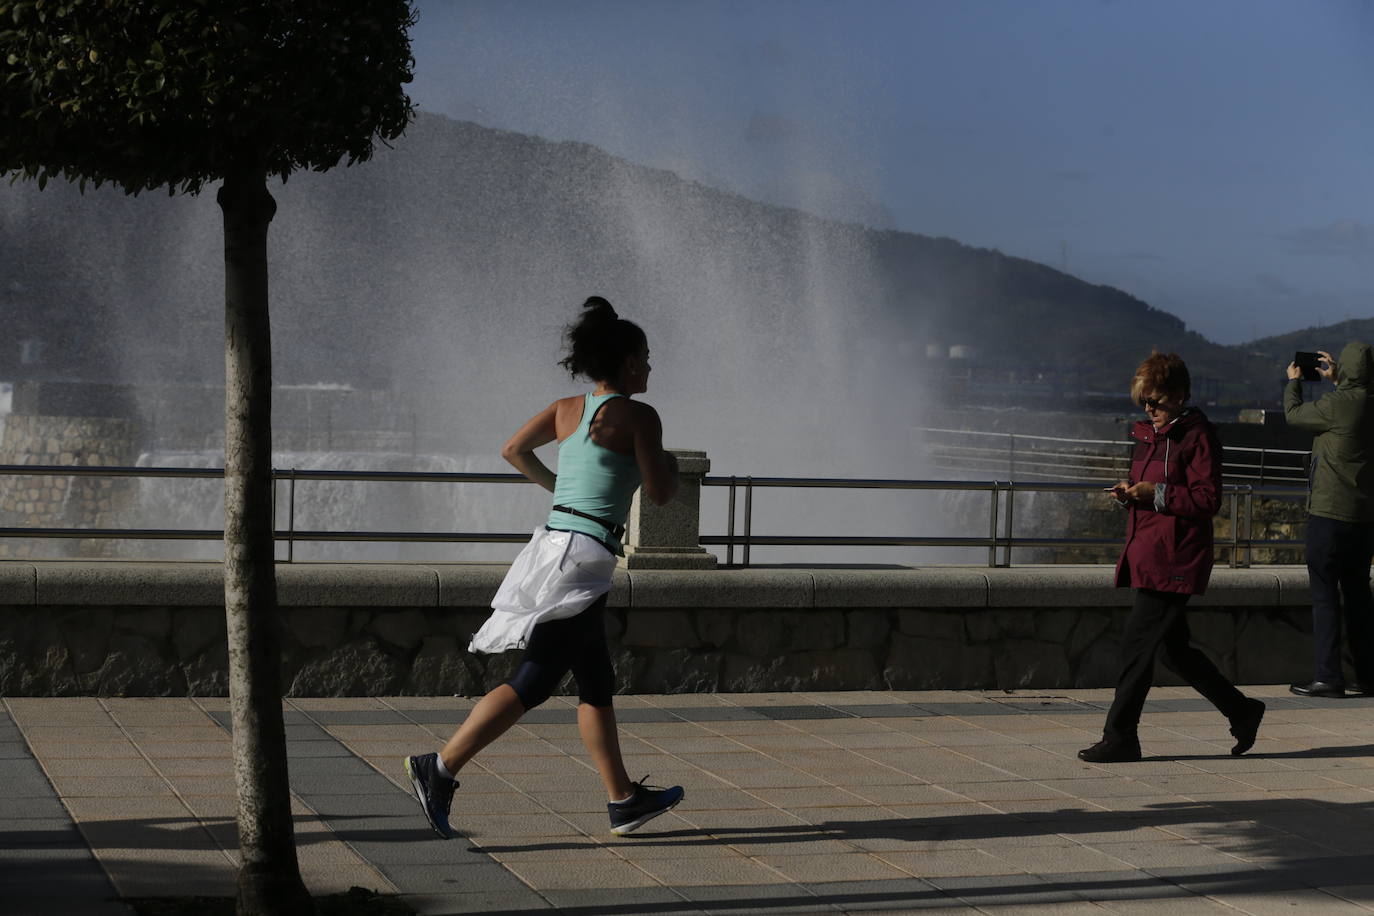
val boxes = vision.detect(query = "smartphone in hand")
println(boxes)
[1294,351,1322,382]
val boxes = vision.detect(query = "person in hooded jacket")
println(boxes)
[1284,341,1374,698]
[1079,352,1266,763]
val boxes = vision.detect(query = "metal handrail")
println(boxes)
[703,475,1308,569]
[0,463,1311,567]
[919,427,1310,487]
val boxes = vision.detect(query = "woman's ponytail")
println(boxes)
[559,297,646,382]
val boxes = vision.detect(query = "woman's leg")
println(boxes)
[1157,603,1249,720]
[1101,589,1176,745]
[566,597,634,799]
[438,685,526,774]
[440,610,584,774]
[578,703,634,800]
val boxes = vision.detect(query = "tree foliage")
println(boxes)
[0,0,415,193]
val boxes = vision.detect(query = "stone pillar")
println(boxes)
[620,448,717,569]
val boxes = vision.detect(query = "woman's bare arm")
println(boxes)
[630,403,679,505]
[500,402,560,492]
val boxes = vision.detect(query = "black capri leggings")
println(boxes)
[506,594,615,710]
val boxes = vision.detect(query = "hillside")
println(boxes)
[0,112,1324,466]
[1244,319,1374,365]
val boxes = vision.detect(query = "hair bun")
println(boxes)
[582,295,617,322]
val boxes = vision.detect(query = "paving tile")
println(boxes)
[540,885,705,914]
[381,860,531,895]
[755,852,913,883]
[877,848,1023,878]
[634,856,793,887]
[803,877,967,912]
[96,846,237,897]
[300,862,394,894]
[1214,888,1370,914]
[0,740,38,760]
[715,768,832,789]
[128,740,232,759]
[992,844,1155,875]
[50,777,177,799]
[1099,898,1240,914]
[15,687,1374,912]
[842,784,970,807]
[740,786,872,810]
[6,700,113,727]
[40,757,162,781]
[0,794,71,820]
[0,818,85,850]
[398,889,553,914]
[925,873,1087,907]
[503,856,661,890]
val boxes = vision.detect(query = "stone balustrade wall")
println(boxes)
[0,564,1326,697]
[0,416,137,559]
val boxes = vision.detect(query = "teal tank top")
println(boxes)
[547,393,641,554]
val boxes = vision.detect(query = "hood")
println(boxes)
[1338,341,1374,390]
[1130,406,1207,442]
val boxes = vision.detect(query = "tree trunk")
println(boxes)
[218,168,314,916]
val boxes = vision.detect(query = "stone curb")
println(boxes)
[0,562,1314,608]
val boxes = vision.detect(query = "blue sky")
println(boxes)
[409,0,1373,344]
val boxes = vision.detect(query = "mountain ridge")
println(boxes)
[0,111,1347,428]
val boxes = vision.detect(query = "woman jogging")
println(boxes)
[405,296,684,838]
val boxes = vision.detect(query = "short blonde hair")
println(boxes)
[1130,351,1190,404]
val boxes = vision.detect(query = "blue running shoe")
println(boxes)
[404,752,457,839]
[608,776,684,836]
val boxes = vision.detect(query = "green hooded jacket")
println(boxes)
[1284,340,1374,522]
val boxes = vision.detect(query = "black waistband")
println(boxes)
[551,504,626,541]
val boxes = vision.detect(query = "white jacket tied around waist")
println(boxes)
[468,527,617,654]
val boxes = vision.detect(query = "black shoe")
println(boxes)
[1348,683,1374,697]
[1229,698,1265,756]
[404,753,457,839]
[1077,739,1142,763]
[1290,681,1345,698]
[608,776,684,836]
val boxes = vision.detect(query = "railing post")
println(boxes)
[1236,491,1247,568]
[743,476,753,569]
[1002,483,1015,568]
[620,449,717,569]
[725,476,736,567]
[1243,485,1254,568]
[287,469,297,564]
[988,482,999,568]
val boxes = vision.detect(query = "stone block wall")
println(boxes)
[0,416,137,558]
[0,564,1327,697]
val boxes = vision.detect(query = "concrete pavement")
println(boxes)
[5,687,1374,914]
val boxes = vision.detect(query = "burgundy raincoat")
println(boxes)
[1114,408,1222,595]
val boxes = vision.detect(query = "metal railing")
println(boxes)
[0,464,538,562]
[0,463,1309,568]
[919,427,1310,485]
[704,475,1306,568]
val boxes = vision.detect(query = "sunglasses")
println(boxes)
[1139,397,1171,410]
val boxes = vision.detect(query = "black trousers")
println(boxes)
[1306,515,1374,686]
[1103,588,1248,744]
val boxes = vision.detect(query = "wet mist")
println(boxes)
[0,113,964,563]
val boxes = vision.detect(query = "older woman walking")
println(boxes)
[1079,351,1265,763]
